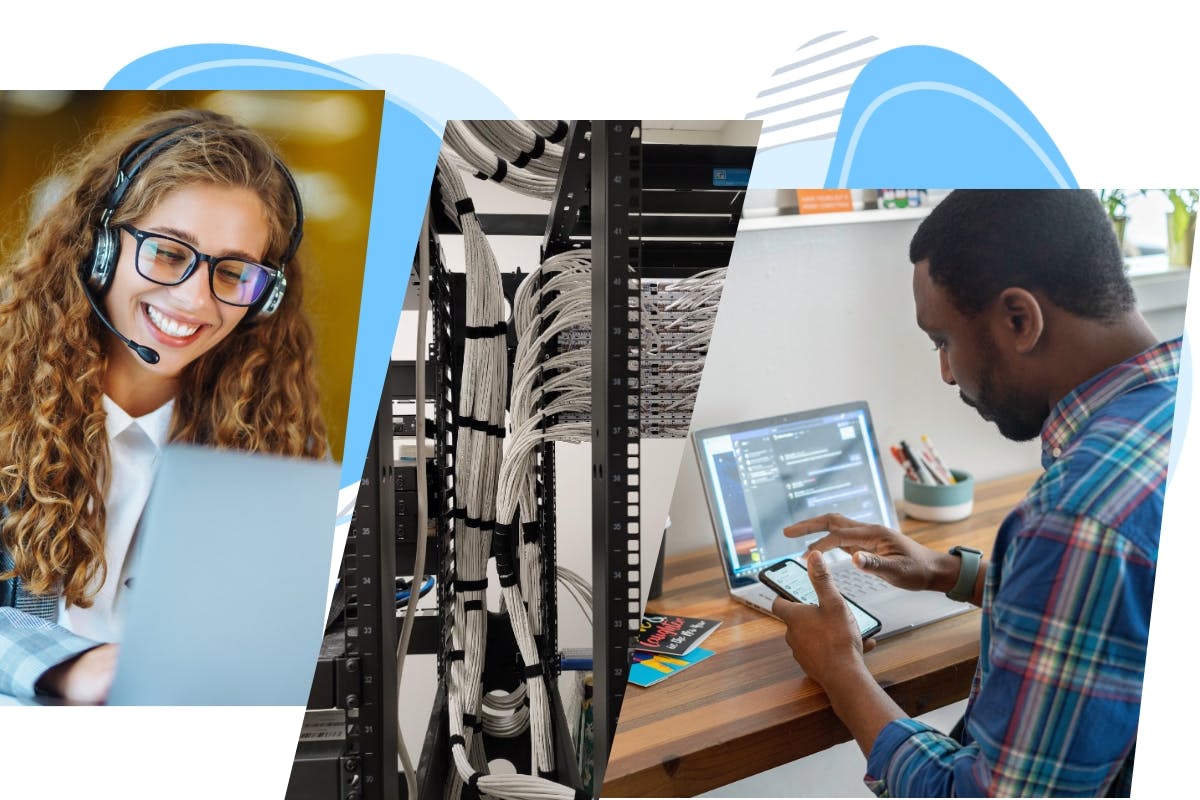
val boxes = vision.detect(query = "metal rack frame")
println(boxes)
[287,389,402,800]
[292,120,755,799]
[587,121,642,788]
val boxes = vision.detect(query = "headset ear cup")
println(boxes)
[86,226,119,295]
[254,272,287,318]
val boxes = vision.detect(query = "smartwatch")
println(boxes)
[946,545,983,602]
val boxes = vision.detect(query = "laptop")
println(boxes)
[104,444,341,705]
[692,401,971,640]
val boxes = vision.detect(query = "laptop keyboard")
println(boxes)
[748,560,892,606]
[831,565,892,600]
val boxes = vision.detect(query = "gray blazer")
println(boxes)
[1,548,99,697]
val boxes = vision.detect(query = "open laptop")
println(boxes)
[103,444,341,705]
[692,401,971,640]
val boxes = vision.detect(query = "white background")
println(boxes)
[1,3,1197,797]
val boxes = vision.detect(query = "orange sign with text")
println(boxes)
[796,189,854,214]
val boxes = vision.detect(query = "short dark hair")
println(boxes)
[909,190,1135,320]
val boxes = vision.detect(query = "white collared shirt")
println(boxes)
[56,395,175,642]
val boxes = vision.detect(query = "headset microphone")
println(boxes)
[82,285,160,365]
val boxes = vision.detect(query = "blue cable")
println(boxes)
[397,575,436,603]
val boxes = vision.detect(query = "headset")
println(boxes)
[82,121,305,364]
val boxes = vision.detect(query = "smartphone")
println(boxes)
[759,558,883,639]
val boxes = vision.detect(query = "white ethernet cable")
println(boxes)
[394,204,432,800]
[656,268,727,416]
[436,151,582,800]
[489,252,598,784]
[461,120,565,180]
[556,565,593,626]
[444,121,558,200]
[508,251,591,640]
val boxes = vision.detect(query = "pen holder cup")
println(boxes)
[903,469,974,522]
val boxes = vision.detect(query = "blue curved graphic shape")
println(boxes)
[107,43,377,91]
[108,44,442,489]
[746,139,835,189]
[332,53,515,132]
[825,46,1075,188]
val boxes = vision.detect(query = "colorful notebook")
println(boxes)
[629,648,715,687]
[637,614,722,656]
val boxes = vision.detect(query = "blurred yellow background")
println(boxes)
[0,90,384,462]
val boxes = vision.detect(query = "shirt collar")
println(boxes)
[102,395,175,450]
[1040,337,1181,466]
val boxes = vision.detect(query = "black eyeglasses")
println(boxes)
[119,223,279,308]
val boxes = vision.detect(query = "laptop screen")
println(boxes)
[692,401,898,588]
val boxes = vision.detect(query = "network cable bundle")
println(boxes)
[429,123,590,800]
[557,268,727,438]
[287,121,755,800]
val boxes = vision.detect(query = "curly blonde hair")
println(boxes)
[0,108,328,607]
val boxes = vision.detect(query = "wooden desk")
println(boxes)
[603,471,1039,797]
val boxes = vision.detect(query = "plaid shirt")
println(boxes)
[866,338,1179,797]
[1,550,100,698]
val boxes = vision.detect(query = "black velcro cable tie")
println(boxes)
[498,572,519,588]
[524,663,544,679]
[522,522,539,544]
[465,515,495,532]
[489,159,508,183]
[449,734,465,748]
[447,649,465,662]
[548,121,568,143]
[454,413,505,438]
[462,713,482,731]
[454,197,475,217]
[464,599,484,611]
[463,321,508,339]
[493,521,515,538]
[455,578,488,592]
[468,772,484,790]
[511,136,545,169]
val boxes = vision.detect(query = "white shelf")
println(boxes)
[737,207,933,231]
[1125,254,1189,279]
[1127,255,1189,313]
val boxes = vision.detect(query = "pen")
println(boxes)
[899,439,934,484]
[916,447,948,485]
[921,435,957,484]
[890,445,920,482]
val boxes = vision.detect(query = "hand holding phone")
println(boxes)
[760,558,882,639]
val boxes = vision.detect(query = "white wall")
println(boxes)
[667,215,1190,557]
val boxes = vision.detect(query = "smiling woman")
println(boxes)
[102,184,273,415]
[0,107,328,702]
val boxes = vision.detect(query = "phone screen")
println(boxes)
[762,559,881,637]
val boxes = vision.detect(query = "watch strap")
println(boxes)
[947,545,982,602]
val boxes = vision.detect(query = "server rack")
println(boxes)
[290,387,402,800]
[289,120,755,798]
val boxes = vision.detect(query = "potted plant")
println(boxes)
[1099,189,1128,250]
[1162,189,1198,267]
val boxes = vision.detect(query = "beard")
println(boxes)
[959,344,1047,442]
